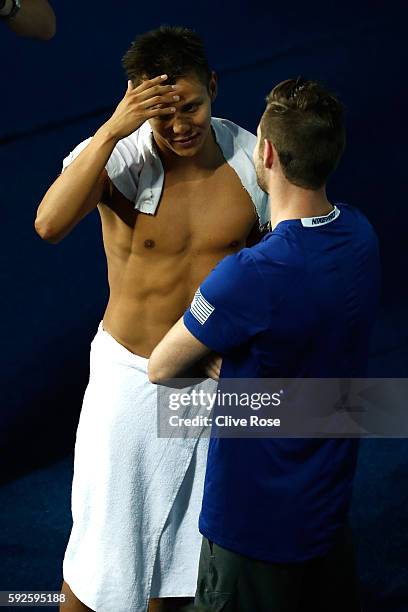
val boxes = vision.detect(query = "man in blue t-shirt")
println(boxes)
[148,78,380,611]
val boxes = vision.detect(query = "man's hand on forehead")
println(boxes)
[103,75,180,140]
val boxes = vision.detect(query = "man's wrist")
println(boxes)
[95,123,122,146]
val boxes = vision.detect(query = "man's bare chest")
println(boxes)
[100,163,257,256]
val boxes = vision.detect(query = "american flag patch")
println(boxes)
[190,289,215,325]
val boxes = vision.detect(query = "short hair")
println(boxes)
[260,78,346,189]
[122,25,211,88]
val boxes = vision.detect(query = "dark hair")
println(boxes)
[122,25,211,88]
[260,78,346,189]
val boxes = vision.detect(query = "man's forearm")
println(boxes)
[35,125,119,243]
[2,0,56,40]
[148,318,211,383]
[35,75,180,243]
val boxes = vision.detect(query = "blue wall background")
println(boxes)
[1,1,407,608]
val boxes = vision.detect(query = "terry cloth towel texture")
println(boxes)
[63,323,209,611]
[61,117,270,226]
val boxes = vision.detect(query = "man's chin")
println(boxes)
[171,142,203,157]
[174,147,201,157]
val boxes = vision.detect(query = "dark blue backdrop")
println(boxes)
[1,1,407,609]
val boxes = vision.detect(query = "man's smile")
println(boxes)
[171,133,200,147]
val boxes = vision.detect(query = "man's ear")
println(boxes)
[263,139,274,169]
[209,71,217,102]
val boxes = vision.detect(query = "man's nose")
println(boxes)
[172,117,191,134]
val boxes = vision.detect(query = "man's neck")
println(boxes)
[269,180,333,230]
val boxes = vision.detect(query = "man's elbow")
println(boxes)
[34,216,62,244]
[148,357,172,385]
[147,362,163,385]
[38,20,56,41]
[36,5,57,40]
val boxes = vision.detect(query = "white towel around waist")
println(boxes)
[63,323,209,611]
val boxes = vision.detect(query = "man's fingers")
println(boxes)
[137,84,178,104]
[212,365,221,379]
[143,93,180,110]
[203,355,222,381]
[127,79,133,92]
[205,366,219,381]
[136,74,169,93]
[210,367,220,381]
[213,356,222,372]
[147,106,176,118]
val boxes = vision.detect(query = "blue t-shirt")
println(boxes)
[183,203,380,563]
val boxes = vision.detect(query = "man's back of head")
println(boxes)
[260,78,346,190]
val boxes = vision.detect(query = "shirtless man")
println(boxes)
[35,26,268,612]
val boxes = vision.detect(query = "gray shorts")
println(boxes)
[194,527,362,612]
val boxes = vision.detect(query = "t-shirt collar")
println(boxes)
[300,205,340,228]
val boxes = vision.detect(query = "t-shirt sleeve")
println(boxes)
[183,249,270,354]
[61,133,143,202]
